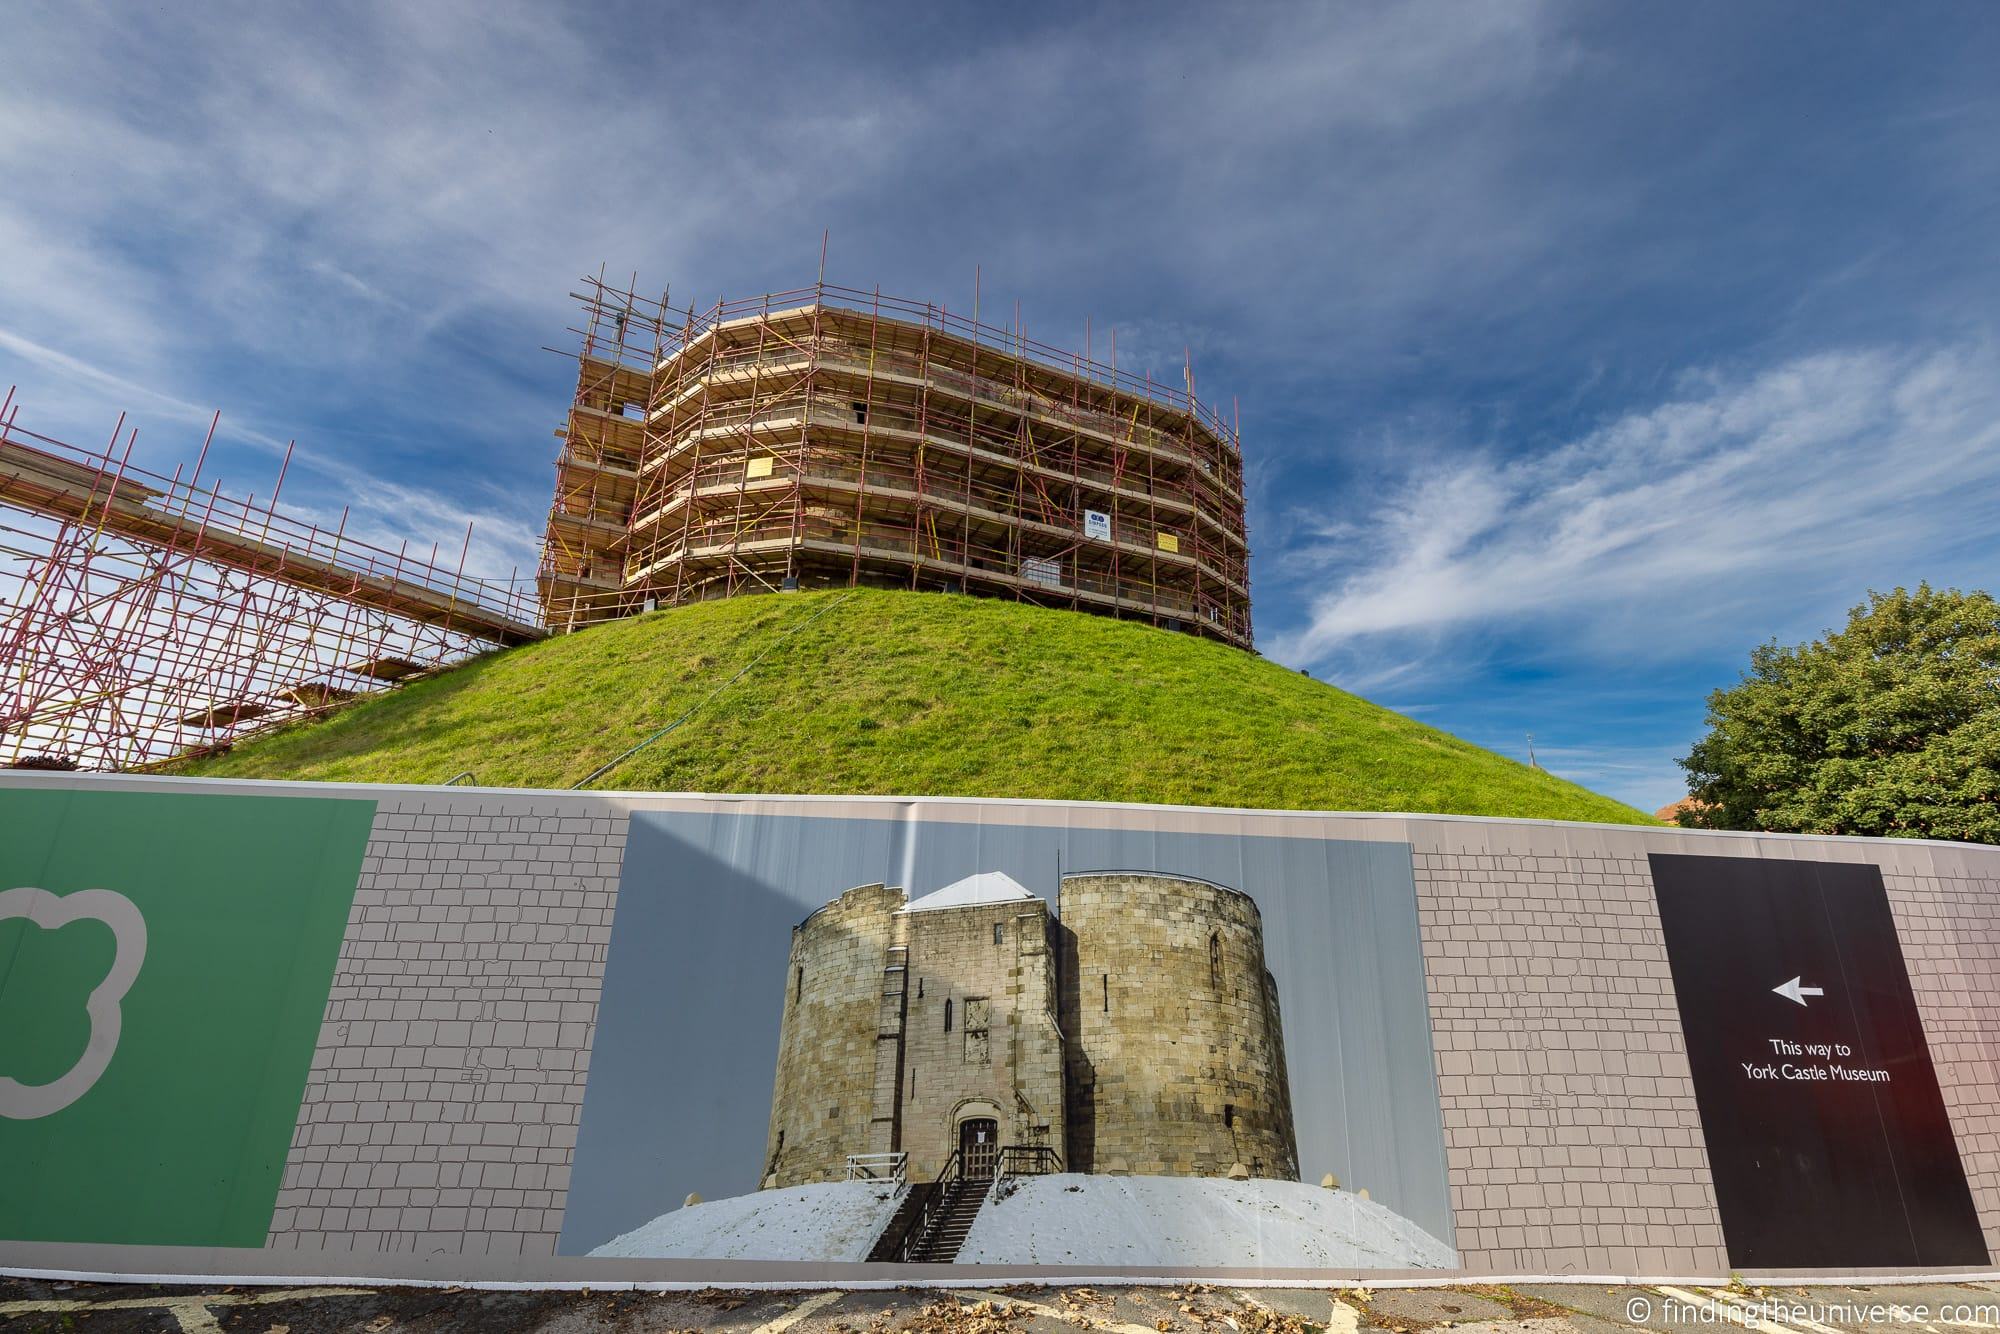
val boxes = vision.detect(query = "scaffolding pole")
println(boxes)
[0,393,541,771]
[537,277,1252,650]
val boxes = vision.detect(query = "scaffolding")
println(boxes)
[538,274,1253,649]
[0,388,542,771]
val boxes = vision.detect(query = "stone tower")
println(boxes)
[762,874,1065,1188]
[1059,872,1299,1180]
[760,881,906,1190]
[541,279,1252,649]
[763,870,1298,1188]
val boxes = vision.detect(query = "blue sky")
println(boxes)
[4,2,1997,811]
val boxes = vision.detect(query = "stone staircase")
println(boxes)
[906,1175,989,1263]
[864,1155,995,1264]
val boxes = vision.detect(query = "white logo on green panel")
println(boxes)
[0,887,147,1121]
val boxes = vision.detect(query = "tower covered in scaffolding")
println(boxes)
[537,277,1252,649]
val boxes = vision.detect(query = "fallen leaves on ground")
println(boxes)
[690,1288,752,1310]
[896,1298,1033,1334]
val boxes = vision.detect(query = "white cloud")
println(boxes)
[0,1,1584,400]
[1272,342,2000,674]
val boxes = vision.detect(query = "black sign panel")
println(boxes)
[1650,853,1987,1269]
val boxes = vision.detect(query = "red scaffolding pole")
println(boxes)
[0,393,542,771]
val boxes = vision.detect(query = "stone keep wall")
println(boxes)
[898,899,1065,1180]
[1412,841,1727,1277]
[1061,872,1299,1180]
[265,794,625,1259]
[764,887,1067,1186]
[763,882,904,1188]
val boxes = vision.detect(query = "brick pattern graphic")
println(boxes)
[1413,846,1726,1276]
[264,797,625,1257]
[1885,855,2000,1262]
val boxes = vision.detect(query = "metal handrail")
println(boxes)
[903,1149,965,1263]
[995,1144,1063,1179]
[875,1149,964,1264]
[845,1152,907,1187]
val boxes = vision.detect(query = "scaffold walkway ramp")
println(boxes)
[0,388,543,772]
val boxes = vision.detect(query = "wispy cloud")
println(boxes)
[1272,342,2000,674]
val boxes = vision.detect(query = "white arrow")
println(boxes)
[1773,976,1825,1007]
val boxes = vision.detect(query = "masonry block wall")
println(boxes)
[263,793,624,1259]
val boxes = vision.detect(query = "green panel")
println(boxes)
[0,786,375,1247]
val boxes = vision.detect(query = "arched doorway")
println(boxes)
[959,1117,999,1179]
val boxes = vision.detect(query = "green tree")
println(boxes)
[1678,585,2000,842]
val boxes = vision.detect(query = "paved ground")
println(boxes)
[8,1278,2000,1334]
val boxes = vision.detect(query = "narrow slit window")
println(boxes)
[1102,973,1110,1012]
[944,998,954,1032]
[993,921,1005,945]
[1209,931,1222,989]
[794,965,804,1004]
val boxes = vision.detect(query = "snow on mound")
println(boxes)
[587,1174,1454,1270]
[957,1174,1457,1269]
[588,1180,904,1261]
[902,871,1035,913]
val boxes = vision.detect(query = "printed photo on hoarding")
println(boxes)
[561,809,1458,1269]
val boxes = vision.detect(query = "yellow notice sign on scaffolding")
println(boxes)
[1156,531,1180,554]
[746,456,774,480]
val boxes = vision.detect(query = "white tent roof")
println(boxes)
[900,871,1036,914]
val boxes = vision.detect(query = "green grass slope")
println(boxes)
[169,589,1652,823]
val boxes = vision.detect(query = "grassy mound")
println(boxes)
[169,589,1651,823]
